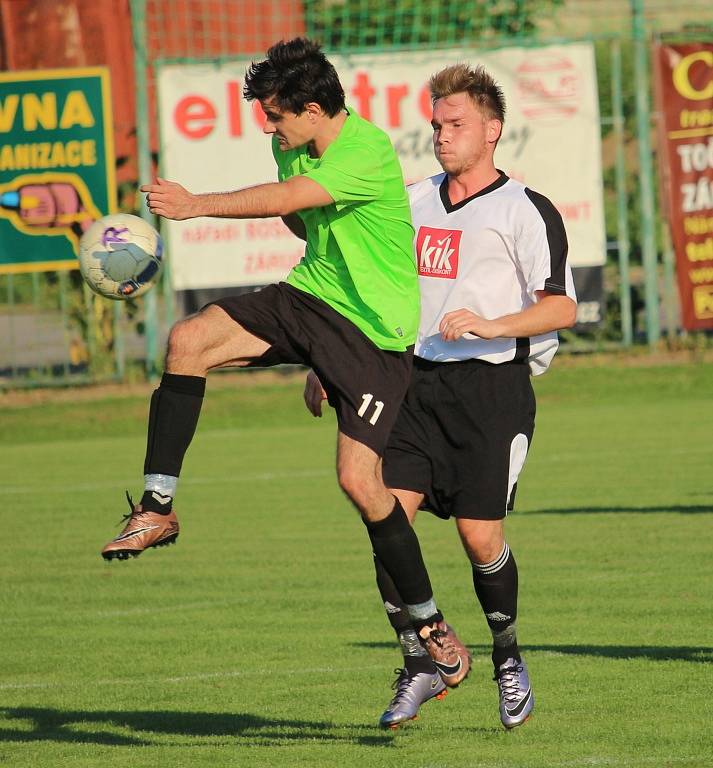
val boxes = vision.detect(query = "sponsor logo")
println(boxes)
[416,226,461,279]
[505,687,532,718]
[151,491,173,505]
[113,525,159,542]
[102,226,130,248]
[434,657,463,678]
[486,611,512,622]
[384,601,402,615]
[516,53,582,123]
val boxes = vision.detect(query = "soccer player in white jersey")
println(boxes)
[305,63,577,729]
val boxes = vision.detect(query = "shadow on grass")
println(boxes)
[521,505,713,515]
[0,707,393,747]
[354,642,713,663]
[525,644,713,663]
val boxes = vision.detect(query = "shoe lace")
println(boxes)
[118,490,139,525]
[388,668,412,704]
[428,627,458,656]
[428,628,448,647]
[494,664,523,704]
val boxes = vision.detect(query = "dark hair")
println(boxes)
[430,63,506,124]
[243,37,345,117]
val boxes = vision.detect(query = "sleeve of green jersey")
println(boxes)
[303,142,384,203]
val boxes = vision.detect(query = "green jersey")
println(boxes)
[273,108,419,351]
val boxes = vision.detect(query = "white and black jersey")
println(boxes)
[408,171,577,375]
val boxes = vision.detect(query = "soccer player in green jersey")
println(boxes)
[100,38,459,700]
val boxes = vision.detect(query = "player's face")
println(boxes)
[431,92,502,175]
[260,98,317,150]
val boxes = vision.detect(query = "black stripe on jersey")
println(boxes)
[439,171,510,213]
[524,188,569,294]
[514,336,530,362]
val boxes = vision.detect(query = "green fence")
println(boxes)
[2,0,713,389]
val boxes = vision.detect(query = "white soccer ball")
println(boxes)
[78,213,164,300]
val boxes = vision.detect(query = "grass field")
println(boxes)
[1,358,712,768]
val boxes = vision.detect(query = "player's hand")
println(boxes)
[140,177,196,221]
[303,370,327,417]
[439,308,502,341]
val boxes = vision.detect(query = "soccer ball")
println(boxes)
[78,213,164,300]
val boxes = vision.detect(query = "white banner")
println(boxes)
[158,43,606,290]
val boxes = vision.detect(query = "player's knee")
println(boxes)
[466,539,503,565]
[337,464,375,511]
[166,318,202,366]
[337,464,360,501]
[458,520,505,564]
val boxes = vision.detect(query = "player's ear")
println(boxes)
[304,102,322,122]
[487,118,503,144]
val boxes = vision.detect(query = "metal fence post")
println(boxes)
[611,38,634,346]
[631,0,661,347]
[130,0,160,380]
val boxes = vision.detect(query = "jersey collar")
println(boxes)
[439,170,509,213]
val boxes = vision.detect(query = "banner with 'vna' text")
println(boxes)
[0,67,116,274]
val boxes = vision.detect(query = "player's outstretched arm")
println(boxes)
[140,176,333,221]
[439,292,577,342]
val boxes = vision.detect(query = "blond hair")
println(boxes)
[429,63,506,123]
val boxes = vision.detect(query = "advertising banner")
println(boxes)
[655,44,713,330]
[0,67,116,274]
[158,43,605,295]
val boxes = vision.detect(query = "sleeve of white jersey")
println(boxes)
[518,188,575,300]
[407,174,446,208]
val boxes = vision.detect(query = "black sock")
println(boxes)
[144,372,206,478]
[374,553,412,634]
[374,556,437,675]
[365,499,441,631]
[472,543,521,669]
[403,657,435,675]
[141,490,174,514]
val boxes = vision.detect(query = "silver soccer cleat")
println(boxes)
[495,657,534,729]
[378,667,447,729]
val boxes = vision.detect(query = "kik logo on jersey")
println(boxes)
[416,226,461,279]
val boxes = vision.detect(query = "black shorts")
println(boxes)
[383,356,536,520]
[209,282,413,456]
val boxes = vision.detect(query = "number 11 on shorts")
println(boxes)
[358,393,384,425]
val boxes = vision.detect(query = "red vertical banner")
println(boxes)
[655,44,713,330]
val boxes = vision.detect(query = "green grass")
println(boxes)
[1,360,712,767]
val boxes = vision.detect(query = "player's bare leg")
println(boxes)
[164,304,272,375]
[366,488,443,727]
[337,444,460,728]
[336,435,443,626]
[458,518,533,728]
[101,306,270,561]
[336,437,457,726]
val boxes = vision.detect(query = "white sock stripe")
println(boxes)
[473,543,510,574]
[406,598,438,621]
[144,473,178,496]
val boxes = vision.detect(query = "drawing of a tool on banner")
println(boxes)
[0,172,104,253]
